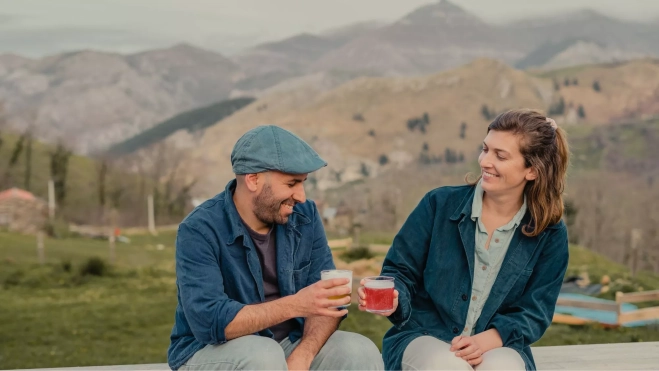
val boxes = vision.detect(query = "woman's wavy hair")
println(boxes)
[468,109,570,237]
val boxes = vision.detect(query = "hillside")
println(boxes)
[0,44,240,154]
[106,97,255,156]
[516,40,647,70]
[169,58,659,198]
[508,9,659,55]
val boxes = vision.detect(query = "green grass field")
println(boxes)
[1,231,658,369]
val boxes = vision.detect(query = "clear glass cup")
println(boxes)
[321,269,353,308]
[363,276,395,313]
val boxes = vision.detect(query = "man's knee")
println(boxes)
[316,331,383,370]
[242,337,287,370]
[187,336,287,371]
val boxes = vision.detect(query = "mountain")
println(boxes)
[310,1,525,75]
[154,58,659,198]
[509,9,659,54]
[178,58,554,196]
[230,34,343,93]
[516,39,647,70]
[0,44,240,153]
[319,21,385,44]
[0,54,32,75]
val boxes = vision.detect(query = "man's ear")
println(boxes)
[244,173,259,192]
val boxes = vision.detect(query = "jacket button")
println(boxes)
[462,294,468,301]
[453,327,459,334]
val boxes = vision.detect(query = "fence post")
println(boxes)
[36,231,45,265]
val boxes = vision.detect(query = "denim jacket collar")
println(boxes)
[222,179,311,247]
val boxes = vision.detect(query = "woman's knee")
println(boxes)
[477,347,525,371]
[402,336,472,371]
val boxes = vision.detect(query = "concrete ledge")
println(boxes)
[13,342,659,370]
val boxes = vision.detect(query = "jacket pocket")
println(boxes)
[293,261,312,290]
[500,269,534,307]
[509,269,533,299]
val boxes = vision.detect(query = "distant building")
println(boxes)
[0,188,48,234]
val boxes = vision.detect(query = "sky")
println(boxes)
[1,0,658,58]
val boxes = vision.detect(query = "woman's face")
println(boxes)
[478,130,537,196]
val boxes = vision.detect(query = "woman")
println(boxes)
[359,109,570,370]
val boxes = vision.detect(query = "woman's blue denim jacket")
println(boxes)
[381,185,569,370]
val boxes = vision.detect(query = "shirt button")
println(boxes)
[464,327,469,332]
[453,327,459,334]
[472,296,477,301]
[495,238,500,243]
[482,265,487,270]
[462,294,468,301]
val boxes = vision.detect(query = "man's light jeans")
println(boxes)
[179,330,384,370]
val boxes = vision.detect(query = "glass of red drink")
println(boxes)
[363,276,395,313]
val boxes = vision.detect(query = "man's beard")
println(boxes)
[253,183,295,225]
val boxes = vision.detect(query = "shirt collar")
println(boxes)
[471,180,527,231]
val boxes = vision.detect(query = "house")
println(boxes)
[0,187,48,234]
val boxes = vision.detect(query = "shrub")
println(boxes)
[80,257,108,277]
[340,247,374,263]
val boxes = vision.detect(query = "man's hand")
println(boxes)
[357,278,399,316]
[451,335,483,367]
[292,278,351,318]
[286,351,314,371]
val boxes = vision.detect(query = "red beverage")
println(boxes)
[364,277,395,313]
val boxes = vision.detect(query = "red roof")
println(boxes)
[0,187,38,202]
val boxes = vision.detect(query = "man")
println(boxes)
[168,125,383,371]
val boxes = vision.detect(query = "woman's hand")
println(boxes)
[451,335,483,366]
[357,278,399,316]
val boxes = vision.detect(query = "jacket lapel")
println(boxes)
[276,214,303,297]
[451,187,478,284]
[458,217,476,284]
[476,213,544,329]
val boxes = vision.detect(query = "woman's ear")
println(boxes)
[526,167,538,181]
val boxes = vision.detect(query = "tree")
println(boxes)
[378,154,389,166]
[49,142,72,205]
[578,104,586,119]
[406,114,430,133]
[481,105,492,120]
[353,113,365,122]
[459,122,467,139]
[593,80,601,92]
[98,159,108,207]
[573,78,579,85]
[549,97,566,115]
[360,163,370,177]
[553,79,561,91]
[444,148,457,164]
[2,132,26,188]
[24,132,32,191]
[564,78,570,86]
